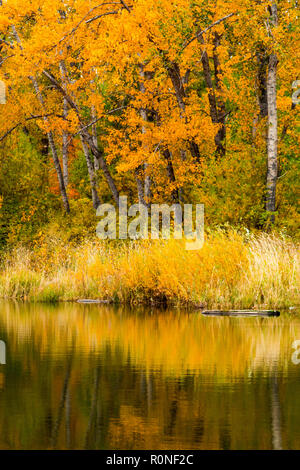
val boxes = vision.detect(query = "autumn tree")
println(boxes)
[0,0,298,235]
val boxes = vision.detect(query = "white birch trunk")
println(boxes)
[266,4,278,220]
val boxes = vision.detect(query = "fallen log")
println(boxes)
[77,299,111,304]
[202,310,280,317]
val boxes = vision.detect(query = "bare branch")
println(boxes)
[0,54,14,66]
[50,3,124,50]
[120,1,131,12]
[181,13,235,51]
[42,70,79,112]
[0,113,62,142]
[85,11,119,24]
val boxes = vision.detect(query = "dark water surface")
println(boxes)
[0,301,300,450]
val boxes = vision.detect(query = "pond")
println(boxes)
[0,301,299,450]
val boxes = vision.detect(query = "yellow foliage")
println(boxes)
[0,232,299,309]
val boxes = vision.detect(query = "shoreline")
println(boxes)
[0,232,299,309]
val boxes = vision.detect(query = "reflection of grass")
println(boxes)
[1,302,300,379]
[0,231,299,308]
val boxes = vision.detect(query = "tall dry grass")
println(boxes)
[0,231,299,308]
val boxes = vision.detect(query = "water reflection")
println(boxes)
[0,301,299,449]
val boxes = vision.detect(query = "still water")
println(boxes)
[0,301,300,450]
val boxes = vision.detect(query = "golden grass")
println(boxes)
[0,231,299,308]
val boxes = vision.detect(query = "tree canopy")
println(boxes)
[0,0,299,246]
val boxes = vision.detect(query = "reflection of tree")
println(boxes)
[51,355,73,448]
[147,373,153,411]
[165,398,178,436]
[219,404,231,450]
[1,303,300,449]
[65,389,71,449]
[84,366,101,449]
[271,372,283,450]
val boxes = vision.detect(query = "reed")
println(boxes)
[0,231,299,308]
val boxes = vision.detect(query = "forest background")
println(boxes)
[0,0,299,307]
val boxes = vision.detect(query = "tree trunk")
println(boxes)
[11,25,70,213]
[62,97,69,187]
[135,167,147,206]
[60,62,100,208]
[60,62,70,187]
[42,68,120,206]
[198,35,226,156]
[32,79,70,213]
[257,46,269,119]
[266,4,278,221]
[164,148,179,203]
[152,109,180,203]
[91,105,100,171]
[212,32,226,156]
[84,131,120,206]
[166,61,201,161]
[252,44,268,143]
[144,166,151,206]
[80,136,101,210]
[138,65,151,207]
